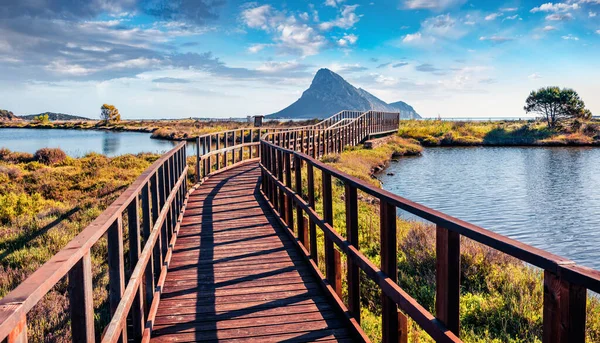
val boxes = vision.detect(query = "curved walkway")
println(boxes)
[150,162,356,342]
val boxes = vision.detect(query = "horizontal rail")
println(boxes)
[0,142,189,342]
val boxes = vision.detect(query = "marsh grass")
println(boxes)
[305,138,600,342]
[398,119,600,146]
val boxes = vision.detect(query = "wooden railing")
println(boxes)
[0,143,189,343]
[259,113,600,342]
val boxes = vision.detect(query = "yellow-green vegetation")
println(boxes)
[398,119,600,146]
[0,118,320,141]
[0,148,165,341]
[305,138,600,342]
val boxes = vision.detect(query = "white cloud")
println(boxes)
[597,29,600,34]
[299,12,309,20]
[325,0,346,7]
[504,14,521,20]
[528,73,542,80]
[256,61,303,73]
[561,34,579,40]
[247,43,269,53]
[545,13,573,20]
[500,7,518,12]
[401,13,466,45]
[319,5,361,30]
[485,13,503,20]
[530,2,579,13]
[589,11,597,17]
[402,0,467,11]
[241,5,327,56]
[403,32,429,43]
[543,25,557,31]
[241,5,273,30]
[337,33,358,46]
[479,36,514,43]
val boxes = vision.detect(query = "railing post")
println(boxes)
[239,129,244,161]
[223,132,228,167]
[107,216,127,343]
[196,136,201,183]
[142,183,155,317]
[277,149,285,216]
[215,133,220,170]
[436,225,460,336]
[345,184,360,323]
[543,270,587,343]
[294,155,307,246]
[7,315,27,343]
[68,252,95,343]
[322,172,341,297]
[128,198,144,341]
[380,200,398,343]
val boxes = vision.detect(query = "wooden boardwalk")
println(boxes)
[151,162,356,342]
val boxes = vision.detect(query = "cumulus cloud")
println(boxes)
[402,0,467,11]
[240,5,327,56]
[247,43,270,53]
[337,33,358,46]
[402,13,466,45]
[319,5,361,30]
[543,25,557,31]
[530,2,579,13]
[528,73,542,80]
[589,11,597,17]
[329,63,367,73]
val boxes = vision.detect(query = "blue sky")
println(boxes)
[0,0,598,119]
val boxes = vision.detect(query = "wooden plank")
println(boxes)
[436,224,460,336]
[68,252,94,343]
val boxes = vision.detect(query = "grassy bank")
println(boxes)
[311,137,600,342]
[0,148,200,341]
[0,118,319,141]
[398,119,600,146]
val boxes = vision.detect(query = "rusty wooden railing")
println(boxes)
[259,113,600,342]
[0,143,189,343]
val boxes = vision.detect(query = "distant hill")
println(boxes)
[0,109,21,121]
[268,68,420,119]
[20,112,90,121]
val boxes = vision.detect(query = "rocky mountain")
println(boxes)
[268,68,420,119]
[0,109,21,121]
[20,112,90,121]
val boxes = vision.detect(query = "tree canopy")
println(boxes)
[100,104,121,123]
[524,87,591,128]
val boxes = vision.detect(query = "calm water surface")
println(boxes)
[379,147,600,270]
[0,128,197,157]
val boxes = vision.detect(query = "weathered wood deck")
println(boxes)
[150,162,356,342]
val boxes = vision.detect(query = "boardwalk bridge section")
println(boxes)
[1,111,600,342]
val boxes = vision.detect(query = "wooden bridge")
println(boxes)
[1,110,600,343]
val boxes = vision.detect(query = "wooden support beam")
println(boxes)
[345,184,360,322]
[128,199,144,341]
[322,172,341,297]
[543,270,587,343]
[107,216,127,343]
[380,200,398,343]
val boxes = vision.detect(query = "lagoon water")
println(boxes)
[379,147,600,270]
[0,128,197,157]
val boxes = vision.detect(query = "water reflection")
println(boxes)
[379,146,600,270]
[102,133,120,156]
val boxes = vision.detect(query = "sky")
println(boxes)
[0,0,599,119]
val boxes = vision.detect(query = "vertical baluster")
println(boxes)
[7,315,27,343]
[294,155,307,246]
[322,172,341,297]
[142,183,155,316]
[284,152,293,226]
[68,252,95,343]
[436,225,461,336]
[345,184,360,323]
[196,136,201,183]
[239,129,244,161]
[107,216,127,343]
[380,200,398,343]
[151,173,162,283]
[277,149,285,216]
[127,197,144,341]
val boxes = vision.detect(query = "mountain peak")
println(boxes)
[268,69,420,119]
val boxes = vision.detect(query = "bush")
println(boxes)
[34,148,67,165]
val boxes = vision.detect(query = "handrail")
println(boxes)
[0,142,189,343]
[258,111,599,342]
